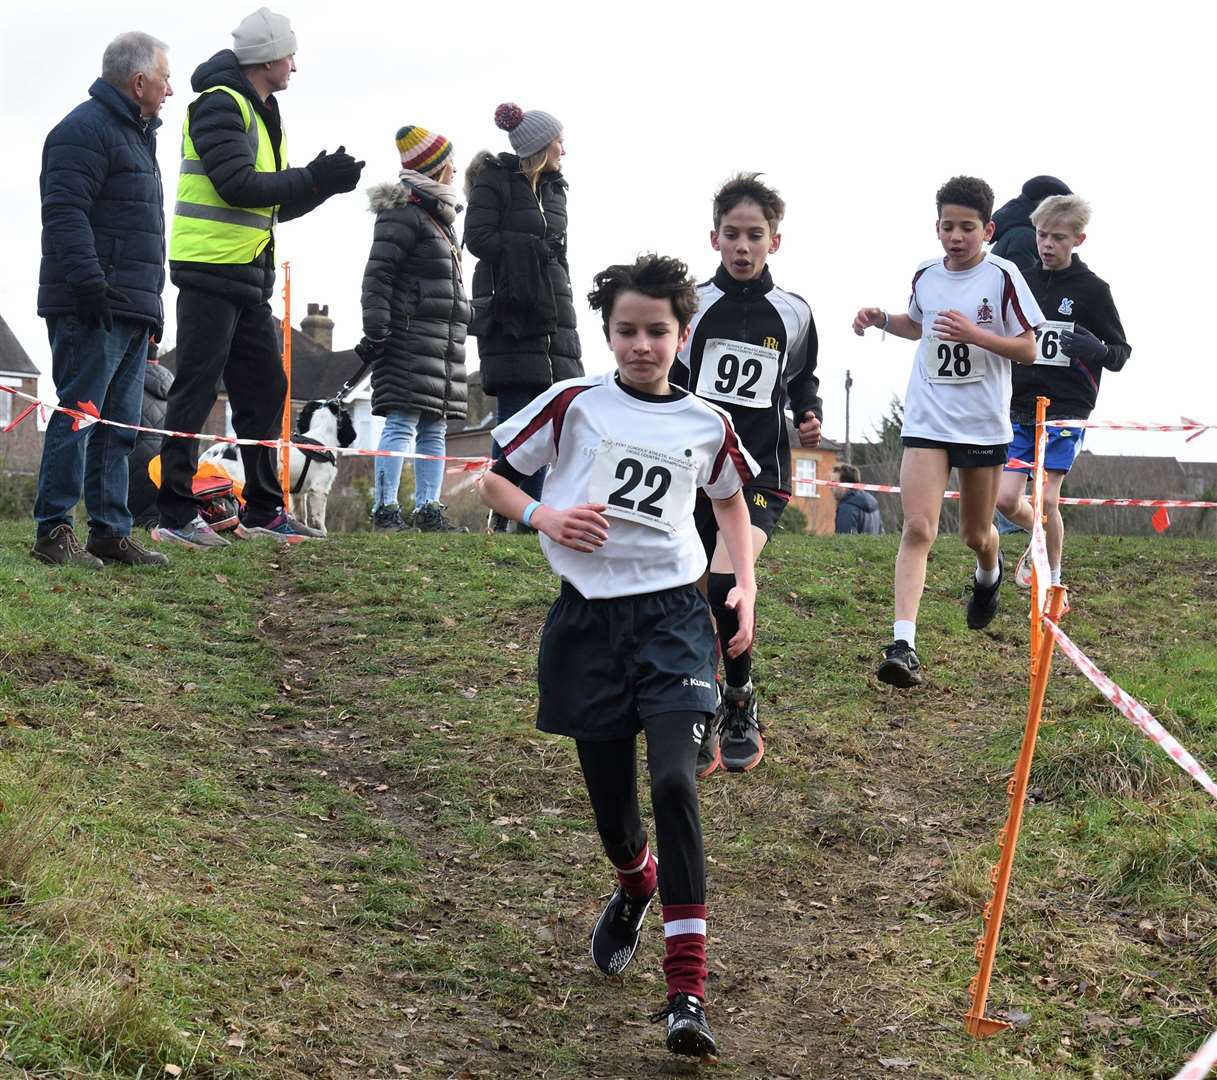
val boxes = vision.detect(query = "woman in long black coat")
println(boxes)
[463,103,583,520]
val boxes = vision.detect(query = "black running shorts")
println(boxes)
[693,486,787,563]
[536,582,718,740]
[901,437,1009,470]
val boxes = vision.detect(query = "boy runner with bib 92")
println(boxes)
[853,176,1044,688]
[996,194,1131,591]
[480,254,758,1061]
[673,174,821,775]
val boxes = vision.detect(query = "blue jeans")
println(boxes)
[34,316,148,539]
[374,410,447,510]
[491,385,548,501]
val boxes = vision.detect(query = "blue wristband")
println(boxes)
[521,500,542,527]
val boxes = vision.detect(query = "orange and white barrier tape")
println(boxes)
[1173,1031,1217,1080]
[1029,423,1051,611]
[0,384,490,471]
[1043,416,1212,442]
[796,477,1217,510]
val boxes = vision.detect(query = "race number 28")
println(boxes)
[937,343,972,378]
[608,458,672,519]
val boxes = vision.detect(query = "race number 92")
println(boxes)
[713,352,763,399]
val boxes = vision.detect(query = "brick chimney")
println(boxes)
[300,302,334,351]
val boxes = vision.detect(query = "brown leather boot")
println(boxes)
[30,524,103,569]
[86,534,170,567]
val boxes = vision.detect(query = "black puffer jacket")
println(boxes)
[462,151,582,395]
[38,79,165,333]
[361,181,470,420]
[129,359,174,524]
[169,50,327,305]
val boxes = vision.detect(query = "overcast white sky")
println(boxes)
[2,0,1213,461]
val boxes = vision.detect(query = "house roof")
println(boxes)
[0,313,40,377]
[158,319,365,402]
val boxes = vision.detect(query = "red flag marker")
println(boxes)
[1152,506,1171,533]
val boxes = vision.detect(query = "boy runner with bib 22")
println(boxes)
[480,254,758,1061]
[996,194,1131,591]
[853,175,1044,687]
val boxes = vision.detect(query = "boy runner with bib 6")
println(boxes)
[996,194,1131,590]
[853,176,1044,687]
[480,254,758,1060]
[673,174,821,775]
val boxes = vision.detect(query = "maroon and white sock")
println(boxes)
[662,903,707,1000]
[612,844,657,899]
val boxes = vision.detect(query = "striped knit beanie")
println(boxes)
[395,125,453,178]
[494,103,562,159]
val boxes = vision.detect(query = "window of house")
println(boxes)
[795,456,818,498]
[0,378,18,427]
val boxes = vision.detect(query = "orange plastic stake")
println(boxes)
[964,583,1068,1037]
[1028,395,1050,674]
[280,261,292,513]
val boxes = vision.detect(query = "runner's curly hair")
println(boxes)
[935,175,995,224]
[713,172,785,230]
[587,254,699,336]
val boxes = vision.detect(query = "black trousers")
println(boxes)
[157,290,287,527]
[576,710,705,907]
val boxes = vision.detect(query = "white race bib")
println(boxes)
[587,439,697,533]
[918,312,988,384]
[1034,320,1074,366]
[694,338,780,408]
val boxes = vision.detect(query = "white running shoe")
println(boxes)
[1014,542,1033,589]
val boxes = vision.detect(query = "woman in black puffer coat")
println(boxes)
[358,125,470,533]
[464,103,583,515]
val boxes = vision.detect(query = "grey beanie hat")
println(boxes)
[494,103,562,159]
[232,7,297,64]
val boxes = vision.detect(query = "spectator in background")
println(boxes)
[154,7,364,549]
[464,102,583,531]
[127,340,174,528]
[832,463,882,534]
[990,175,1072,274]
[32,31,173,569]
[358,124,471,534]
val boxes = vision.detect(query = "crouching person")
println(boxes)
[358,125,470,533]
[480,254,758,1060]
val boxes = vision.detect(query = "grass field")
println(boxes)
[1,522,1215,1079]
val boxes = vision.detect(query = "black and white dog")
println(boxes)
[199,400,357,534]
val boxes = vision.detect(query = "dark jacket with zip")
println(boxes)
[835,489,883,534]
[360,181,470,420]
[990,175,1072,276]
[1011,255,1131,423]
[37,79,166,333]
[169,50,327,305]
[462,151,582,395]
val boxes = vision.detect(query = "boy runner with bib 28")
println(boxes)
[996,194,1131,591]
[853,176,1044,687]
[672,174,821,774]
[480,254,758,1061]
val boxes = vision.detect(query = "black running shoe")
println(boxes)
[877,640,922,688]
[719,683,763,772]
[591,884,655,976]
[966,554,1004,630]
[650,993,718,1059]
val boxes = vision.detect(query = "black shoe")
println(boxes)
[411,500,469,533]
[30,524,103,569]
[650,993,718,1059]
[719,682,763,772]
[966,555,1004,630]
[372,505,412,532]
[877,640,922,688]
[591,883,655,976]
[86,534,169,567]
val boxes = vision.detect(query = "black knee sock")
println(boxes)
[709,572,751,687]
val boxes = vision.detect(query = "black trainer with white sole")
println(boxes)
[877,639,922,688]
[966,554,1004,630]
[591,884,656,976]
[650,993,718,1059]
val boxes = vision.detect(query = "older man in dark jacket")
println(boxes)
[153,8,363,549]
[32,31,173,569]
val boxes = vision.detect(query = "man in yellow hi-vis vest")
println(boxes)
[153,7,363,548]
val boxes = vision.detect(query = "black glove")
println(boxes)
[307,145,365,196]
[72,283,130,332]
[545,235,566,262]
[354,336,386,365]
[1060,324,1108,363]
